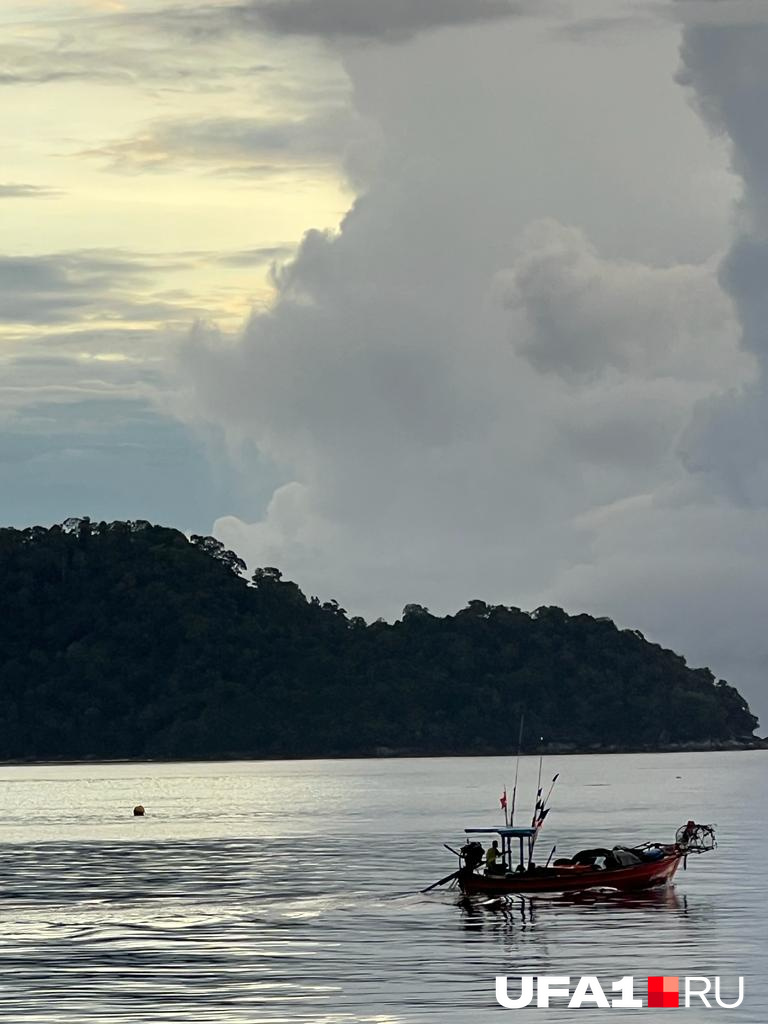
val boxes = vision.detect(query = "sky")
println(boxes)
[3,0,768,724]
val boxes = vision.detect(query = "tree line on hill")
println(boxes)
[0,518,759,761]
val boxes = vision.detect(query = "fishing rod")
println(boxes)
[530,773,558,838]
[540,773,559,817]
[530,747,543,828]
[526,748,545,868]
[529,747,560,867]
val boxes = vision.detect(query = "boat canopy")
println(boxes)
[464,826,536,838]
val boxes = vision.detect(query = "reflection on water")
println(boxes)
[459,883,689,926]
[0,752,764,1022]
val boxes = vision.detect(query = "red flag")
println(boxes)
[500,788,507,810]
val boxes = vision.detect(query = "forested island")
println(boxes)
[0,518,760,761]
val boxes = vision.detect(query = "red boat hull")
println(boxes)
[458,853,682,896]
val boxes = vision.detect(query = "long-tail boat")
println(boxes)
[449,820,715,896]
[422,756,716,897]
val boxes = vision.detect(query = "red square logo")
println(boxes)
[648,976,679,1008]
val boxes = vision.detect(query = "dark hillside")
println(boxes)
[0,519,758,760]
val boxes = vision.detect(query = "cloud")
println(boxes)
[253,0,530,42]
[0,183,63,198]
[104,0,533,46]
[675,1,768,29]
[168,7,767,725]
[177,12,765,724]
[214,246,293,267]
[674,19,768,514]
[548,8,768,721]
[0,67,121,86]
[0,4,286,98]
[0,253,135,325]
[83,110,363,174]
[0,250,205,325]
[678,21,768,226]
[500,220,743,382]
[553,13,660,42]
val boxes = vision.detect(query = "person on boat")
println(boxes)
[486,840,505,874]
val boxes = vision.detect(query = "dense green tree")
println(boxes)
[0,518,760,760]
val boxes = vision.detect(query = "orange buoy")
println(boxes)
[133,804,145,816]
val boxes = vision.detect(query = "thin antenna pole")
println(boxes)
[510,714,524,826]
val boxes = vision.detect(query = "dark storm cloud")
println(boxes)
[113,0,532,44]
[253,0,530,41]
[678,22,768,211]
[719,235,768,356]
[676,19,768,509]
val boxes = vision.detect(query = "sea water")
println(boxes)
[0,751,764,1022]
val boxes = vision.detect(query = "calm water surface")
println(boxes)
[0,752,764,1022]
